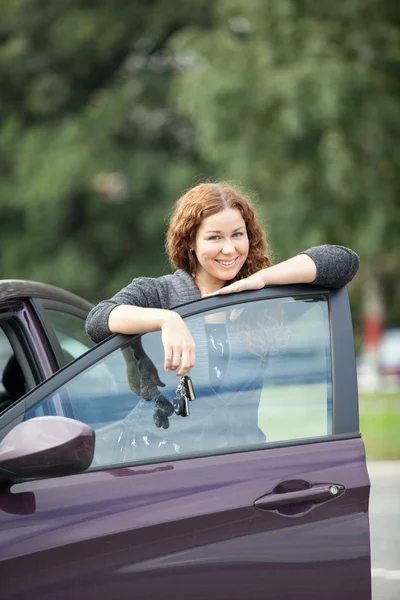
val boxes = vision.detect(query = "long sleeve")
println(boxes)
[85,277,164,344]
[85,269,200,344]
[299,245,360,288]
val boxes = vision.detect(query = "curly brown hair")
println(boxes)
[166,182,273,281]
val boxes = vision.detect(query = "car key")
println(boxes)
[182,375,195,402]
[173,375,195,417]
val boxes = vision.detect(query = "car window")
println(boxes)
[0,327,28,412]
[25,294,331,468]
[44,310,94,363]
[0,328,13,396]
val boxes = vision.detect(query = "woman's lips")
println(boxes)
[215,257,239,268]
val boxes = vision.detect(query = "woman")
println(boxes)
[87,183,359,454]
[86,182,359,373]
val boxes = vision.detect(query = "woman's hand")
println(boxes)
[206,254,320,297]
[208,271,267,296]
[161,312,196,376]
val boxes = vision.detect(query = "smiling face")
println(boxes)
[193,208,249,293]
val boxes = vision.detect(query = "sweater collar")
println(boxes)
[174,269,202,302]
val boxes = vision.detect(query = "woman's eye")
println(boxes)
[208,236,220,241]
[233,232,244,237]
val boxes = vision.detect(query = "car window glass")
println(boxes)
[0,327,27,412]
[0,328,13,396]
[26,295,332,468]
[44,310,95,363]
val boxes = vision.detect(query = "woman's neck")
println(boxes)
[193,270,225,297]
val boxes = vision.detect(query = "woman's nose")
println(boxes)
[221,238,235,253]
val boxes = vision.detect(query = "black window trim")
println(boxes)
[0,284,359,440]
[0,314,43,391]
[30,298,92,369]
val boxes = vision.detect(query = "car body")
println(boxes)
[0,280,371,599]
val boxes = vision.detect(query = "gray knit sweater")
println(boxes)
[86,244,359,344]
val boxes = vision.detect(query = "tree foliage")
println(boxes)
[1,0,400,333]
[0,0,213,300]
[172,0,400,262]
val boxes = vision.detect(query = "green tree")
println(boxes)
[0,0,213,300]
[172,0,400,378]
[172,0,400,262]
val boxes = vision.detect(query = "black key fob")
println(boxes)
[182,375,196,402]
[173,395,190,417]
[173,376,195,417]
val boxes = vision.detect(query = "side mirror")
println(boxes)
[0,416,95,484]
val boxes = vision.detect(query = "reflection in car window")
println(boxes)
[45,310,94,363]
[26,295,332,468]
[0,328,14,396]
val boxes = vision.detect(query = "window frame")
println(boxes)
[31,298,93,369]
[0,284,359,446]
[0,311,43,394]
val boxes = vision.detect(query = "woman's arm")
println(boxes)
[299,245,359,288]
[261,254,316,285]
[85,279,196,376]
[110,306,195,376]
[108,305,174,335]
[85,276,165,344]
[210,245,360,295]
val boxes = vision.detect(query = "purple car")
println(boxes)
[0,280,371,599]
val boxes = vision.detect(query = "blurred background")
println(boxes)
[0,0,399,461]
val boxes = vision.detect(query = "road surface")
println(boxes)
[368,461,400,600]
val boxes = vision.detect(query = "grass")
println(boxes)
[258,385,400,461]
[359,392,400,461]
[258,383,328,442]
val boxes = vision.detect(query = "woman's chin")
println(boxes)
[214,268,240,281]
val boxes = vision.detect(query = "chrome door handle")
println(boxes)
[254,483,345,510]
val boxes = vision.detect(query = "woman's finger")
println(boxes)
[164,345,173,371]
[171,350,181,370]
[189,345,196,370]
[218,282,242,294]
[176,347,191,376]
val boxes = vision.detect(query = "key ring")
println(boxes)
[173,376,196,417]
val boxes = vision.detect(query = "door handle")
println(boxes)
[254,483,345,511]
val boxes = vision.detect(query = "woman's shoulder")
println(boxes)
[133,269,193,289]
[161,270,201,307]
[162,269,195,286]
[129,269,200,309]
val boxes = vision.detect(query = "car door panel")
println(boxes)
[1,437,369,600]
[0,285,371,600]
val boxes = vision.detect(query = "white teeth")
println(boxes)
[217,259,236,266]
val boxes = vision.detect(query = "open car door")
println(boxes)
[0,284,371,600]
